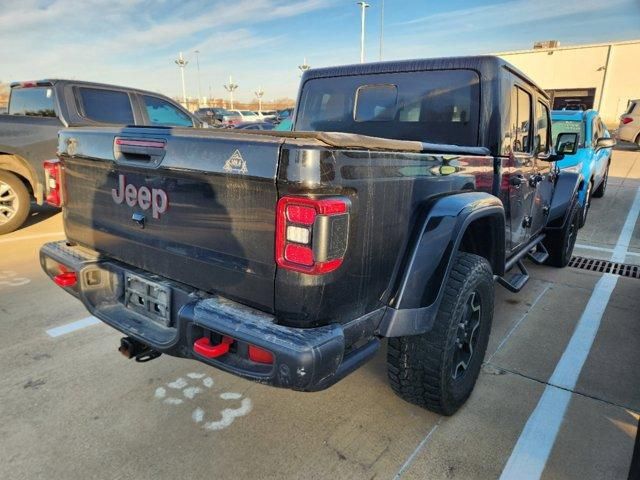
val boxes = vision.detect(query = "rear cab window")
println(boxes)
[142,95,193,127]
[295,69,480,146]
[9,87,56,117]
[77,87,134,124]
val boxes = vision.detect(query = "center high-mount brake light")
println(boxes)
[43,159,62,207]
[275,196,350,274]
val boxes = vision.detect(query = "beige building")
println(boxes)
[496,39,640,127]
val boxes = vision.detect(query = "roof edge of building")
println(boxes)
[494,38,640,56]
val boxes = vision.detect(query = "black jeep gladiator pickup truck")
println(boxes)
[0,79,202,234]
[40,56,581,415]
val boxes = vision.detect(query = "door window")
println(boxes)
[142,96,193,127]
[510,86,532,153]
[78,87,134,124]
[535,101,550,154]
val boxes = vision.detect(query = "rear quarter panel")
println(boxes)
[274,143,496,327]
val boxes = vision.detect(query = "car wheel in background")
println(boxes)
[578,180,592,228]
[0,171,30,235]
[543,199,580,267]
[387,252,494,415]
[592,164,609,198]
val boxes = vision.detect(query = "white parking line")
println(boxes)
[500,185,640,479]
[612,187,640,262]
[46,316,101,337]
[499,273,618,480]
[0,231,65,244]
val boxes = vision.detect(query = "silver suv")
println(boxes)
[617,99,640,148]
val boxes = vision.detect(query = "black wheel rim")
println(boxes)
[452,291,482,380]
[0,180,19,225]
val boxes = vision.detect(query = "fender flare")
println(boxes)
[0,153,40,201]
[378,191,505,337]
[547,170,581,229]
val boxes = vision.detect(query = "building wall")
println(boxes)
[498,40,640,127]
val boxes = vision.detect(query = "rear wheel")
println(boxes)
[543,199,580,267]
[387,252,494,415]
[592,165,609,198]
[0,171,30,235]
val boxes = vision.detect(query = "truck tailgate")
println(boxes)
[58,127,280,311]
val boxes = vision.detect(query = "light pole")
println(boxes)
[194,50,202,106]
[356,2,370,63]
[254,86,264,113]
[379,0,384,61]
[298,57,310,77]
[223,76,238,109]
[174,52,188,105]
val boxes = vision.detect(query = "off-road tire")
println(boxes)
[387,252,494,416]
[0,171,30,235]
[543,199,580,267]
[592,165,609,198]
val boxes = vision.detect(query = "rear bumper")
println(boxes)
[40,241,380,391]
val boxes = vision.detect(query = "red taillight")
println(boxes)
[53,271,77,287]
[621,117,633,125]
[248,345,274,364]
[275,196,349,274]
[43,159,62,207]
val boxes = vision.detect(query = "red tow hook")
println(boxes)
[193,336,234,359]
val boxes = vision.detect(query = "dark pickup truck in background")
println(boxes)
[41,56,581,415]
[0,79,203,234]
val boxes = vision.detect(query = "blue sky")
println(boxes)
[1,0,639,102]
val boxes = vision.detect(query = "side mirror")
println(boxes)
[555,132,579,156]
[595,137,616,151]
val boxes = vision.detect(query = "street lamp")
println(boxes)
[223,76,238,109]
[174,52,188,105]
[254,86,264,113]
[356,2,370,63]
[194,50,202,106]
[298,57,310,76]
[379,0,384,61]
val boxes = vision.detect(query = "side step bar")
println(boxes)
[495,234,546,293]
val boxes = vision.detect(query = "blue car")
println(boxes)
[551,110,614,227]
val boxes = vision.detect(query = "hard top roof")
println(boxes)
[301,55,547,98]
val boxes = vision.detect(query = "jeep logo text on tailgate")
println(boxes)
[112,174,168,219]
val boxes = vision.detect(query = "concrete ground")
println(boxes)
[0,148,638,480]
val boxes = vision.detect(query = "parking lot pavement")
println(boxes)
[1,148,638,479]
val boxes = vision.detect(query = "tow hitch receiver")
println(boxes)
[119,337,161,363]
[193,336,234,359]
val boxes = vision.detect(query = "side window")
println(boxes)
[592,118,602,143]
[8,87,56,117]
[78,88,134,124]
[142,96,193,127]
[535,101,550,154]
[510,86,532,153]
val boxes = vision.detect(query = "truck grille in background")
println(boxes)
[569,256,640,279]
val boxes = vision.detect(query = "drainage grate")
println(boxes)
[569,256,640,279]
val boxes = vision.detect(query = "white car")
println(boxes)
[617,99,640,148]
[228,110,261,122]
